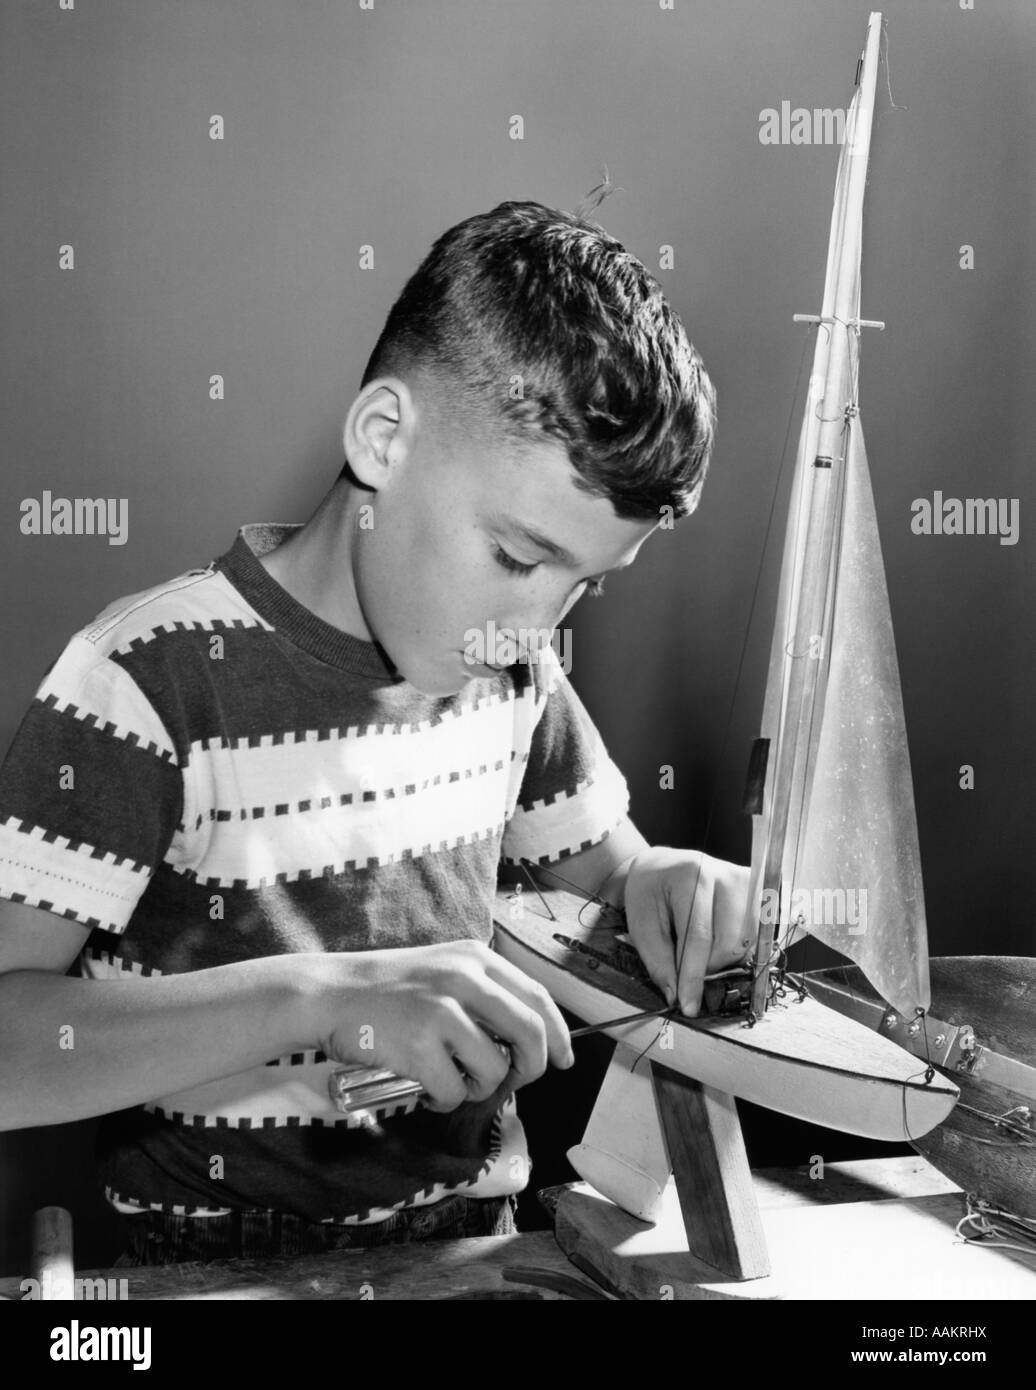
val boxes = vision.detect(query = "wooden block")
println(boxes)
[651,1063,770,1280]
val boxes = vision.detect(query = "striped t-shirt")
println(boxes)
[0,523,629,1223]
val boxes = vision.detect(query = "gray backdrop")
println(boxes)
[1,0,1033,1272]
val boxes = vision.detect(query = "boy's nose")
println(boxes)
[506,586,576,638]
[496,612,558,652]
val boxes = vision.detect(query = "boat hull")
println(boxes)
[493,887,958,1142]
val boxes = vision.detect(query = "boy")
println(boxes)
[0,200,749,1263]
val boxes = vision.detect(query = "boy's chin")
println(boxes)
[397,659,467,699]
[403,656,495,699]
[410,679,466,698]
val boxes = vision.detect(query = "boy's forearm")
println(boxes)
[0,954,321,1132]
[540,815,649,907]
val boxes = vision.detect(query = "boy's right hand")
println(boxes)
[307,940,574,1112]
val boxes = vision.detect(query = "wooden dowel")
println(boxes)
[31,1206,74,1300]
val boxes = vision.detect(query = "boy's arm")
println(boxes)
[0,899,573,1132]
[0,898,314,1130]
[534,813,648,904]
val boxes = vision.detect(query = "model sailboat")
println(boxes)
[493,12,960,1239]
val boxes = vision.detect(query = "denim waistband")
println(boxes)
[115,1194,518,1266]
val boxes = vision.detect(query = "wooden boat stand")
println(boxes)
[557,1042,772,1293]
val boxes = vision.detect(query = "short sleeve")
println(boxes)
[0,636,183,933]
[501,648,629,865]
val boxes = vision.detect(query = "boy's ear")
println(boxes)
[343,378,416,490]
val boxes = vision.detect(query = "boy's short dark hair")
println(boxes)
[359,199,716,520]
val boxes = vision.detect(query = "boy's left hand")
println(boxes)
[622,847,752,1017]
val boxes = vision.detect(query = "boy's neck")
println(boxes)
[258,481,373,644]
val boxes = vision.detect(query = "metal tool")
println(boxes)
[327,1008,671,1116]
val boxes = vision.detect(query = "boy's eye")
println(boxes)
[492,544,607,597]
[492,545,539,577]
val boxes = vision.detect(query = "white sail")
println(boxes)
[746,12,931,1018]
[780,418,930,1015]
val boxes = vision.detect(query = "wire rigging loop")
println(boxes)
[811,317,863,423]
[877,17,906,122]
[955,1194,1036,1259]
[915,1007,936,1085]
[521,859,625,929]
[630,1013,682,1073]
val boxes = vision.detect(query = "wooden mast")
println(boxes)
[749,13,884,1016]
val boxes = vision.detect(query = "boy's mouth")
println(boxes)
[459,654,509,677]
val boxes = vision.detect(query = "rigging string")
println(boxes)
[954,1102,1036,1148]
[877,17,906,126]
[896,1007,938,1142]
[629,1015,682,1073]
[519,858,620,926]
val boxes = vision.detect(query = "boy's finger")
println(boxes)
[441,1016,515,1103]
[468,979,556,1087]
[624,883,677,1007]
[482,955,574,1068]
[417,1042,477,1112]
